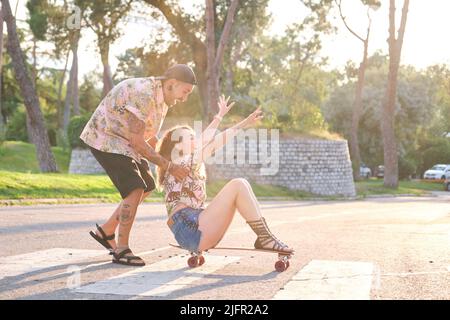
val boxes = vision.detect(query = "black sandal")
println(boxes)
[112,248,146,267]
[89,224,115,254]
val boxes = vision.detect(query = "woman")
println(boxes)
[156,95,294,254]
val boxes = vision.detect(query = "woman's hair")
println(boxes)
[155,125,194,188]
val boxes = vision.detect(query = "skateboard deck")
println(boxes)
[169,243,294,255]
[169,243,293,272]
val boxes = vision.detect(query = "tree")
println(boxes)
[25,0,49,143]
[0,2,5,140]
[381,0,410,188]
[26,0,48,85]
[323,53,437,178]
[335,0,380,180]
[248,34,331,134]
[222,1,270,98]
[2,0,57,172]
[46,0,84,141]
[63,25,81,133]
[144,0,265,121]
[426,65,450,137]
[205,0,239,120]
[143,0,208,116]
[84,0,133,97]
[246,0,335,133]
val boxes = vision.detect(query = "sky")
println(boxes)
[10,0,450,79]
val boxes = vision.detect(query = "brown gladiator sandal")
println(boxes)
[247,217,294,253]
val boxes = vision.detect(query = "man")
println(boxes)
[81,64,196,266]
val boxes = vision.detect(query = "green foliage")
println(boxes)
[67,114,91,149]
[0,125,5,146]
[79,73,102,113]
[248,35,333,133]
[419,138,450,174]
[83,0,133,48]
[399,157,417,180]
[323,53,445,171]
[5,106,28,142]
[26,0,49,41]
[56,128,70,152]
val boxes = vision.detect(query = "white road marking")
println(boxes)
[0,248,105,280]
[273,260,374,300]
[52,246,173,277]
[75,255,240,297]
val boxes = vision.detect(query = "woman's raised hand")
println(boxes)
[217,95,235,118]
[241,106,264,129]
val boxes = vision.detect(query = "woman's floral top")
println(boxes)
[163,153,207,216]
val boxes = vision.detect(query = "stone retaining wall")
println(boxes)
[69,138,356,197]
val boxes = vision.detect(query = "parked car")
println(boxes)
[360,164,372,179]
[445,173,450,191]
[423,164,450,180]
[375,165,384,179]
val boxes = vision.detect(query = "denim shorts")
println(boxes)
[168,207,203,253]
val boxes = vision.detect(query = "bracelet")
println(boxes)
[214,115,223,121]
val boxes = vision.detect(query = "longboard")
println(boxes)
[169,243,293,272]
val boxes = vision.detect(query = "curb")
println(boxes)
[1,192,446,207]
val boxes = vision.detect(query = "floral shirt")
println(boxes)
[80,77,168,163]
[163,153,207,216]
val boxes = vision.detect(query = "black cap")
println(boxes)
[159,64,197,85]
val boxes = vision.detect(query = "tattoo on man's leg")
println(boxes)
[119,204,133,226]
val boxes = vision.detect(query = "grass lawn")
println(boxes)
[0,170,311,204]
[355,178,445,196]
[0,141,71,173]
[0,141,446,205]
[0,141,313,204]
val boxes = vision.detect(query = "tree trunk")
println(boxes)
[205,0,217,122]
[381,0,410,188]
[0,5,4,131]
[63,50,75,134]
[349,40,369,181]
[72,38,79,116]
[57,50,70,130]
[205,0,239,122]
[192,49,208,122]
[27,33,38,144]
[226,39,243,97]
[2,0,57,172]
[144,0,210,121]
[25,113,35,143]
[32,37,37,86]
[225,66,233,97]
[100,44,113,98]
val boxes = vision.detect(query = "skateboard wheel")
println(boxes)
[188,256,198,268]
[275,261,287,272]
[198,256,205,266]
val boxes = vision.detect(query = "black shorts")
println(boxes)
[90,147,156,199]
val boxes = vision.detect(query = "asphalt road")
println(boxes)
[0,194,449,300]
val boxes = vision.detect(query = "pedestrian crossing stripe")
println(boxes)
[0,248,105,280]
[273,260,374,300]
[75,255,240,297]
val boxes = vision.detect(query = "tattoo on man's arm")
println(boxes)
[128,113,145,135]
[127,112,169,169]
